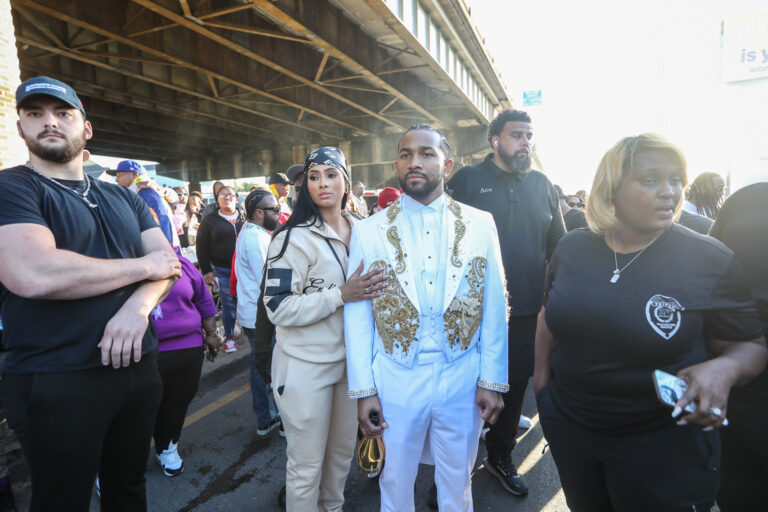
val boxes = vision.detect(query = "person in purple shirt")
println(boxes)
[150,252,220,476]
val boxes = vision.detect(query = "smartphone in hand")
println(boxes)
[652,369,728,425]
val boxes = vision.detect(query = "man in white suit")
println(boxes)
[345,125,509,512]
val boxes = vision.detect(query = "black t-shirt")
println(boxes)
[563,208,587,231]
[710,183,768,397]
[677,210,713,235]
[448,154,566,316]
[0,166,159,374]
[544,225,761,433]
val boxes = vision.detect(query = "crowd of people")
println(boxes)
[0,74,766,512]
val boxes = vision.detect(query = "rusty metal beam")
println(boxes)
[207,75,218,98]
[91,126,212,155]
[76,50,180,66]
[123,6,147,31]
[72,4,262,51]
[178,0,192,18]
[378,97,398,115]
[322,65,430,84]
[19,63,285,142]
[130,0,403,130]
[203,20,311,44]
[17,37,335,140]
[67,25,87,46]
[85,111,250,149]
[11,0,368,135]
[12,4,67,48]
[314,53,328,82]
[246,0,442,127]
[322,83,391,95]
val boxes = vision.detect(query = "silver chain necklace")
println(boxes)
[25,161,98,208]
[610,230,661,283]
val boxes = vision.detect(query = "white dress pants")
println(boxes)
[272,344,358,512]
[374,348,483,512]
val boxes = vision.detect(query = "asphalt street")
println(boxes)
[13,334,568,511]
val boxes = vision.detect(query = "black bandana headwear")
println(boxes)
[304,146,350,184]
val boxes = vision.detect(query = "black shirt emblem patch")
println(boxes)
[645,294,685,340]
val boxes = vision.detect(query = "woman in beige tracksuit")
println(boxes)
[264,147,386,511]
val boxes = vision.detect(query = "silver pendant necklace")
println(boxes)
[25,161,98,208]
[610,230,661,283]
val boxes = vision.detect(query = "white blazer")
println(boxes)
[344,195,509,398]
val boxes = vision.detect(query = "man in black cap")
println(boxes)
[285,163,304,210]
[269,172,292,215]
[0,76,181,511]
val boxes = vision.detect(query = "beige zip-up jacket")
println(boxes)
[264,212,355,363]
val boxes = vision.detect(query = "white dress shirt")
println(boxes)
[400,193,447,354]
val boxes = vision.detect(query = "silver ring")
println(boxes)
[708,407,723,417]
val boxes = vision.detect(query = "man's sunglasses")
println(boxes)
[258,205,281,214]
[567,202,584,208]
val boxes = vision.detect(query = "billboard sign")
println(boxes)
[722,12,768,83]
[522,89,542,106]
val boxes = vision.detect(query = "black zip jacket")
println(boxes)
[195,207,246,274]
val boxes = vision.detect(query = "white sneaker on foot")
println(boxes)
[223,337,237,353]
[518,415,532,430]
[157,441,184,477]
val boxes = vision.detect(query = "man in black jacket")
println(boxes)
[448,109,565,498]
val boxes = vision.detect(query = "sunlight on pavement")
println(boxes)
[543,489,567,511]
[517,413,544,474]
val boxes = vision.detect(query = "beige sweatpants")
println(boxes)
[272,343,358,512]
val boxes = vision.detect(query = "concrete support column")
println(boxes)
[0,1,27,168]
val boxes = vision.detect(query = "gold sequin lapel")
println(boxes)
[451,220,466,268]
[443,256,486,350]
[370,260,419,356]
[386,226,406,274]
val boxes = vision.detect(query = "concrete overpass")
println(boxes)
[7,0,512,187]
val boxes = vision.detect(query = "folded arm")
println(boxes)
[0,223,180,300]
[98,228,180,368]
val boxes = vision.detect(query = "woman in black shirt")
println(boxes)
[533,134,767,511]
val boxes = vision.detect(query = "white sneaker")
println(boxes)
[518,415,532,430]
[157,441,184,477]
[223,338,237,353]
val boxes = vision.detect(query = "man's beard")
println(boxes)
[262,213,279,232]
[499,147,531,173]
[398,171,441,200]
[21,127,86,164]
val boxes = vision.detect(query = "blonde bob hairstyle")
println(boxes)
[585,133,688,234]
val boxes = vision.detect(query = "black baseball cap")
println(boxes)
[16,76,86,118]
[285,164,304,184]
[269,172,291,185]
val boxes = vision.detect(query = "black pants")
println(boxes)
[537,385,719,512]
[485,313,537,458]
[153,347,204,453]
[717,391,768,511]
[3,352,162,512]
